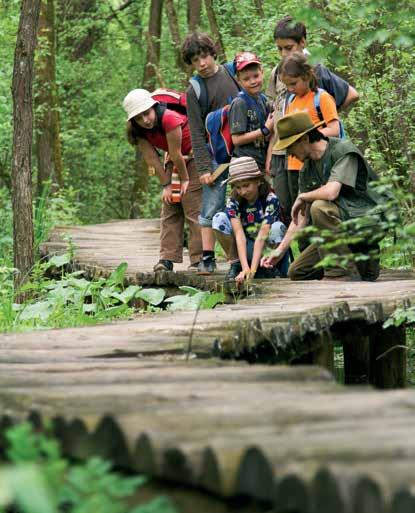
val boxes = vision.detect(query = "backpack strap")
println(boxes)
[313,88,325,122]
[238,90,267,126]
[189,61,240,120]
[284,93,295,115]
[189,74,209,120]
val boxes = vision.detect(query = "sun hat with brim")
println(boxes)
[223,156,263,185]
[123,89,158,121]
[273,111,325,151]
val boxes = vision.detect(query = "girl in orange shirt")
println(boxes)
[269,52,340,225]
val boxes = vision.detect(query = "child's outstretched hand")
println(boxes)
[235,269,254,286]
[261,248,283,268]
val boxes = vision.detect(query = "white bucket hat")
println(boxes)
[123,89,158,121]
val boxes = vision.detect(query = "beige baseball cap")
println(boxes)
[123,89,158,121]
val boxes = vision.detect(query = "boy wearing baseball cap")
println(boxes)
[229,52,274,172]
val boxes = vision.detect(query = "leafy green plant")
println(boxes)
[1,422,178,513]
[383,306,415,329]
[165,286,225,312]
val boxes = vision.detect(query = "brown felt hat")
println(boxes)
[273,111,325,151]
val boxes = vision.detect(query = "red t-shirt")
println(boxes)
[144,109,192,155]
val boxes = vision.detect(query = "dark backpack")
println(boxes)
[284,87,346,139]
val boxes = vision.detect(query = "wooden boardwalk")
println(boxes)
[1,219,414,511]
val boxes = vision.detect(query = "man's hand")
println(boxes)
[162,184,173,204]
[291,195,306,225]
[261,248,283,268]
[199,173,212,186]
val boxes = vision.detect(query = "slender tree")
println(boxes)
[35,0,63,196]
[253,0,264,17]
[203,0,226,62]
[187,0,201,31]
[12,0,41,296]
[164,0,187,74]
[142,0,164,90]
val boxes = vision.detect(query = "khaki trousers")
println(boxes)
[288,200,358,280]
[159,159,202,264]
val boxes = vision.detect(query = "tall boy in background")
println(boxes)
[182,32,240,275]
[266,16,359,218]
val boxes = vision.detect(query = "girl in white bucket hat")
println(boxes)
[123,88,202,272]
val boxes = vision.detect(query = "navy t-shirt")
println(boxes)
[226,192,281,240]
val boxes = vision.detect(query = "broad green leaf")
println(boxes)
[46,253,71,268]
[201,291,225,309]
[107,263,128,286]
[165,291,207,311]
[119,285,142,303]
[178,286,200,296]
[0,465,56,513]
[82,303,97,313]
[18,301,53,321]
[136,288,165,305]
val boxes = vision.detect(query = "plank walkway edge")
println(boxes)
[1,406,415,513]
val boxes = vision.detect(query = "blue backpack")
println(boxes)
[189,64,269,164]
[204,90,269,164]
[285,87,346,139]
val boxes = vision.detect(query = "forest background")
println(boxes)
[0,0,414,325]
[1,0,414,227]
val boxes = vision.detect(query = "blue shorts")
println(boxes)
[212,212,289,277]
[198,161,229,228]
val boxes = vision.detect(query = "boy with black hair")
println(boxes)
[182,32,240,274]
[229,52,274,172]
[266,16,359,220]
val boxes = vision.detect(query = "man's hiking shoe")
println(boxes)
[153,259,173,272]
[197,258,216,275]
[226,261,242,280]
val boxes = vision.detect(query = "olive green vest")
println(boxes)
[309,138,390,220]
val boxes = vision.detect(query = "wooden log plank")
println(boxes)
[368,324,407,389]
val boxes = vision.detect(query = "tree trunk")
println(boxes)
[203,0,226,62]
[253,0,264,17]
[12,0,41,297]
[35,0,63,196]
[187,0,201,31]
[131,149,149,218]
[164,0,187,74]
[142,0,164,90]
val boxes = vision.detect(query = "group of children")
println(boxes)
[122,16,359,284]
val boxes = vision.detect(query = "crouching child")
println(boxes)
[212,157,289,284]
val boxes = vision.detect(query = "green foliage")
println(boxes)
[383,306,415,329]
[0,422,177,513]
[165,286,225,311]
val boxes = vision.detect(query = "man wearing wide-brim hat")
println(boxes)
[261,111,389,281]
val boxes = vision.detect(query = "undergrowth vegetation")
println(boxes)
[0,422,177,513]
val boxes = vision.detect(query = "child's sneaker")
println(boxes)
[197,258,216,275]
[226,261,242,280]
[153,259,173,272]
